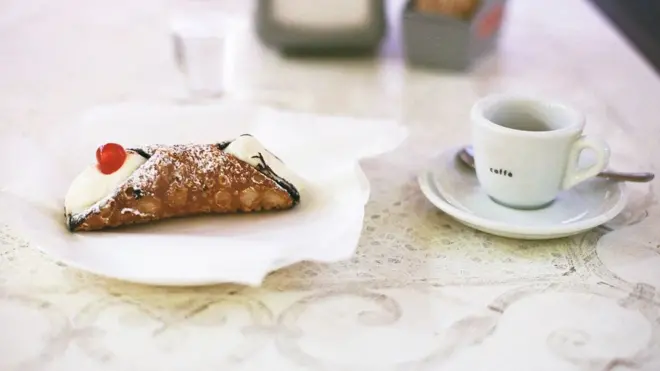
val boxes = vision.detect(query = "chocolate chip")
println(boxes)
[126,187,143,199]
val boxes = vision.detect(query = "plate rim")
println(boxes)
[417,147,628,239]
[1,163,372,287]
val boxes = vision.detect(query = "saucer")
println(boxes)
[418,147,627,240]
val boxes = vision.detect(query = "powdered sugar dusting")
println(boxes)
[66,142,301,230]
[121,208,144,216]
[125,144,233,193]
[67,144,229,226]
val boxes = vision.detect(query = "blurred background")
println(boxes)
[1,0,658,146]
[589,0,660,75]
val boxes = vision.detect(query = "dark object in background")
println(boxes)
[255,0,387,56]
[402,0,507,71]
[588,0,660,75]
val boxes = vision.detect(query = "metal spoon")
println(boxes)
[458,145,655,183]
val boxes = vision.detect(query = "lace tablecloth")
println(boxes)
[2,0,660,370]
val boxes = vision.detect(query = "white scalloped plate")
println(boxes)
[0,101,407,286]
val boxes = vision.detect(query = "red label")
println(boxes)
[477,4,504,39]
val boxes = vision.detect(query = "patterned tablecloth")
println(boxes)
[2,0,660,370]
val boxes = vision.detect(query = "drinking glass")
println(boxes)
[169,0,243,99]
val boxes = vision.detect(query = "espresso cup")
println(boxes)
[470,94,610,209]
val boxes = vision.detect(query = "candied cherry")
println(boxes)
[96,143,127,174]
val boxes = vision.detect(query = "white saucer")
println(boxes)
[418,147,627,240]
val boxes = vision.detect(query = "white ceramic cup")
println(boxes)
[470,94,610,209]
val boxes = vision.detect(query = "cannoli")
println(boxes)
[64,135,303,231]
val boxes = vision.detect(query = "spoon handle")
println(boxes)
[599,171,655,183]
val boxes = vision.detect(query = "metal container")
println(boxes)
[255,0,387,55]
[402,0,507,71]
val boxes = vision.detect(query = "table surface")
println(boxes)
[2,0,660,370]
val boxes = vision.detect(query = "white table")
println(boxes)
[2,0,660,370]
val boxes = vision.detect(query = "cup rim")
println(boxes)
[471,94,586,138]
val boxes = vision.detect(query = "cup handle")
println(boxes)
[562,136,611,190]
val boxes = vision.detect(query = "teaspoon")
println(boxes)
[458,145,655,183]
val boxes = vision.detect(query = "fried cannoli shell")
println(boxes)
[67,144,297,232]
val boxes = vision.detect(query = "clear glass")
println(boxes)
[172,32,227,99]
[168,0,243,99]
